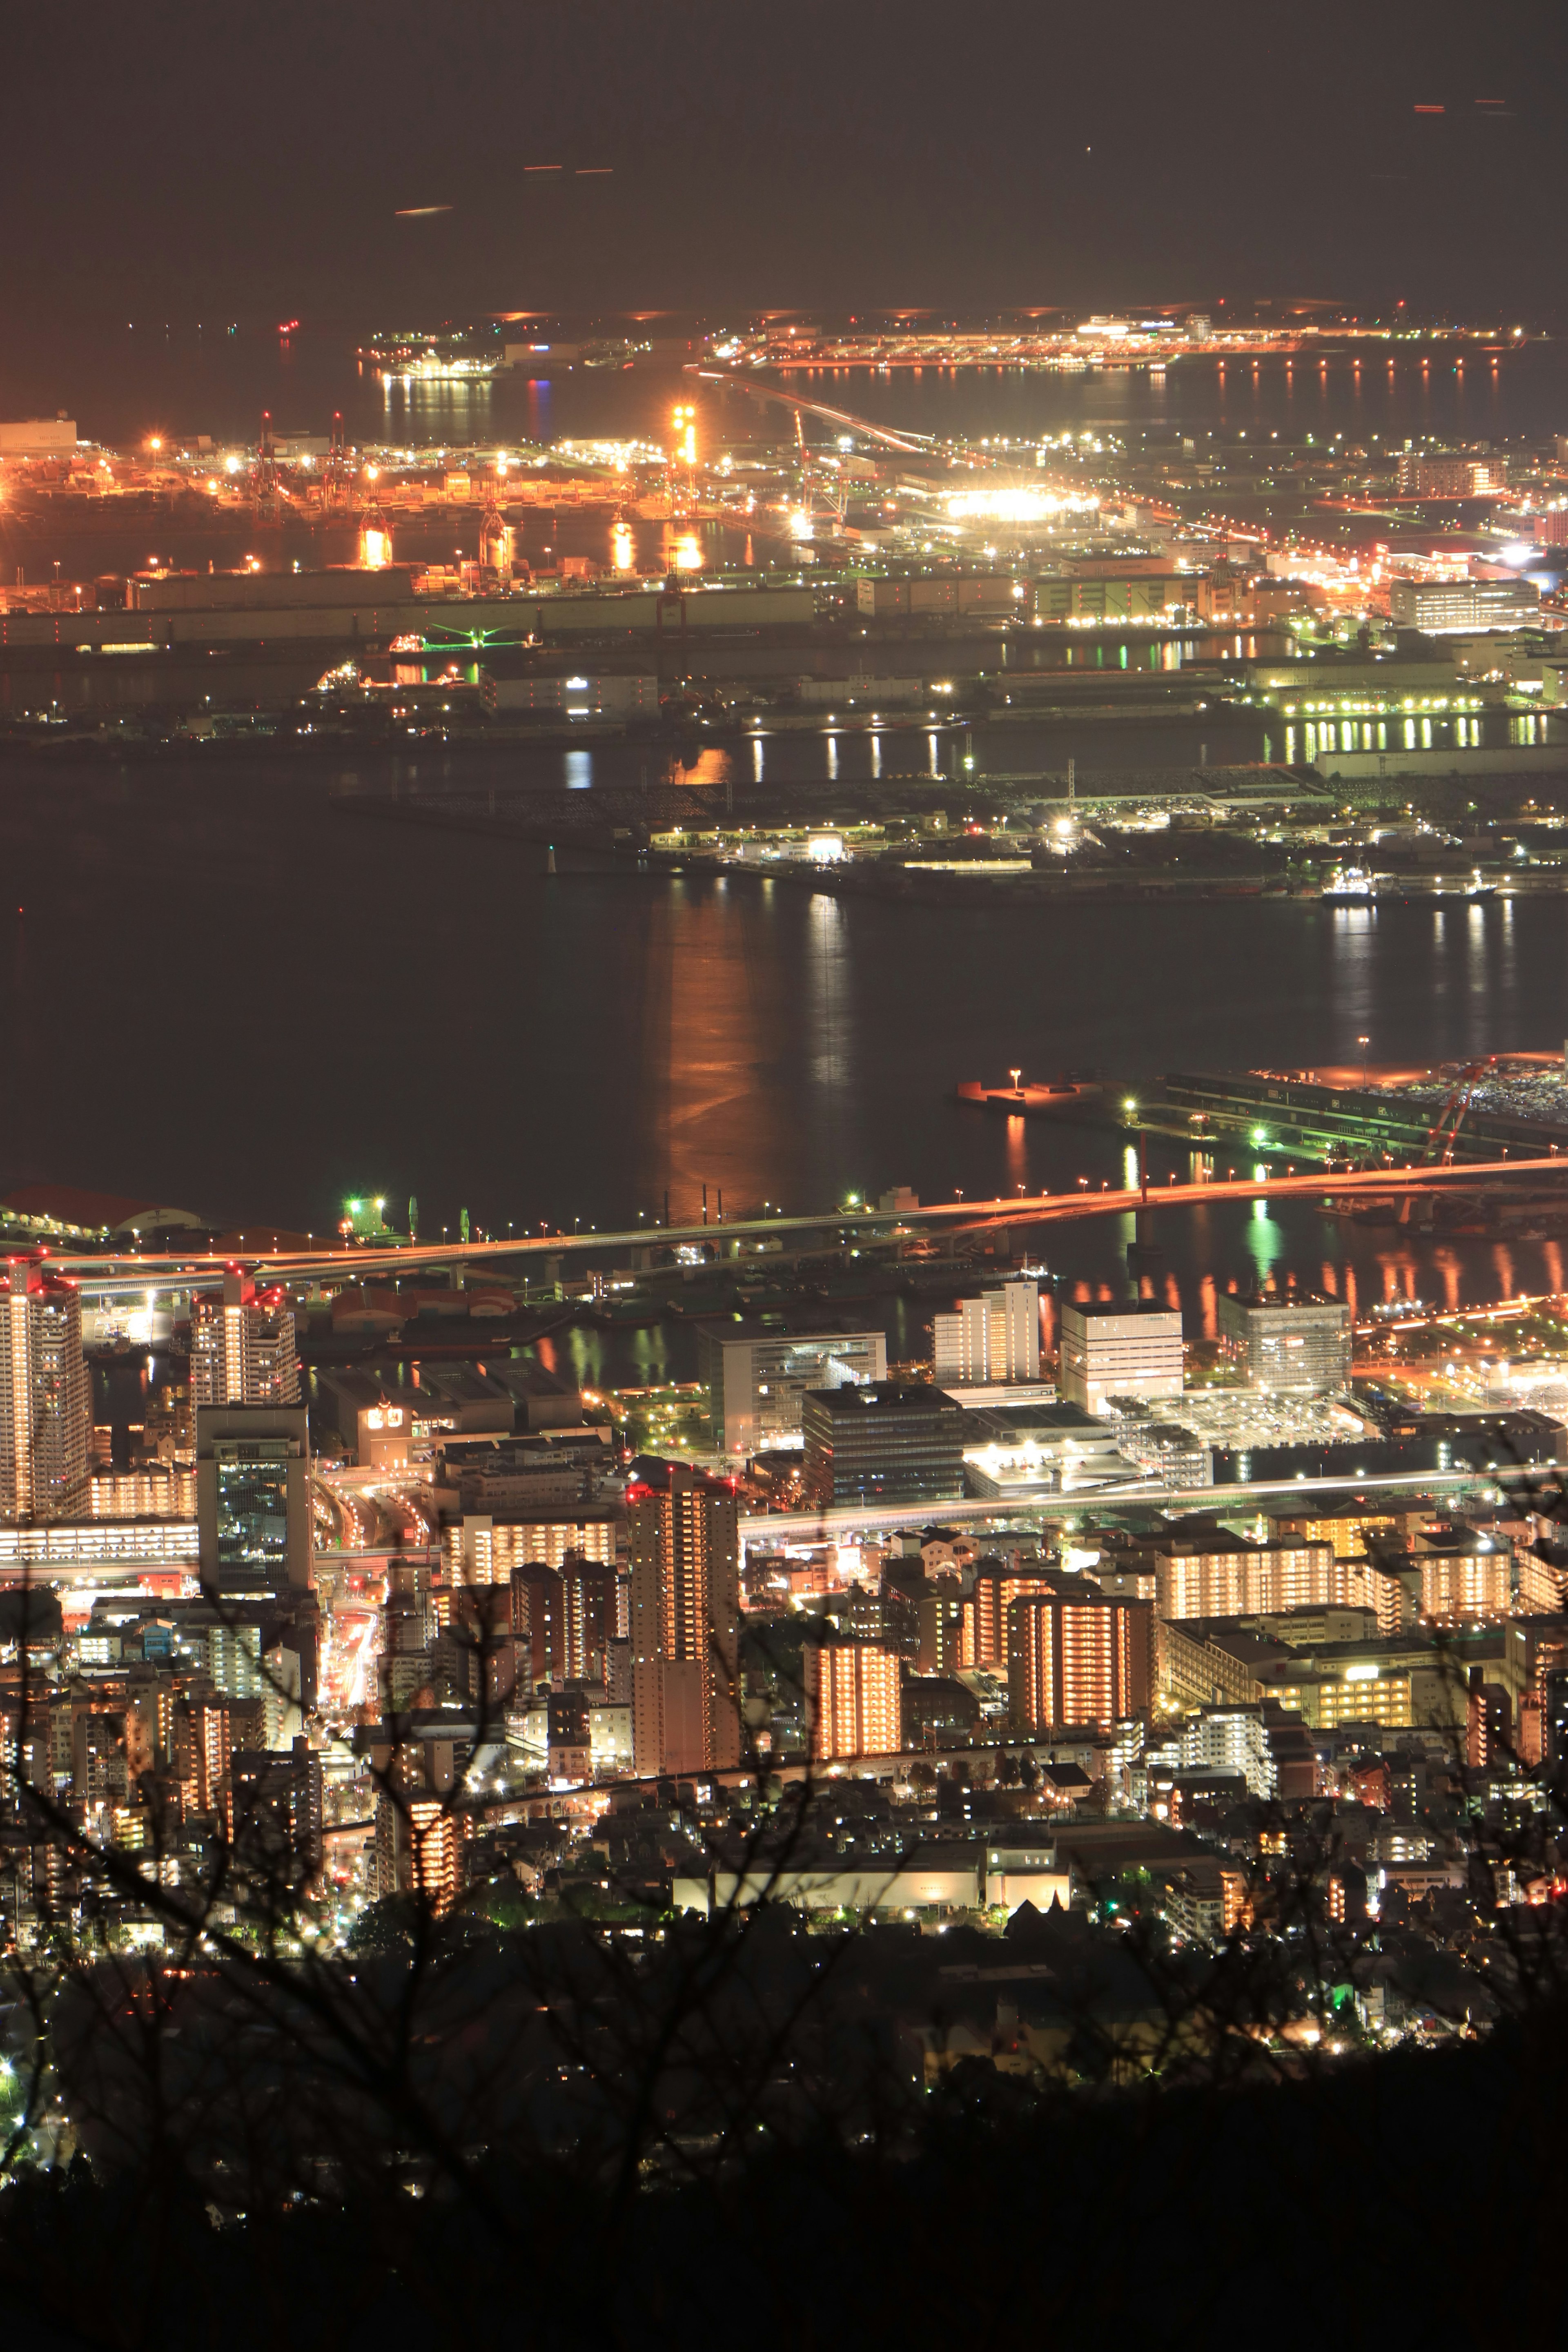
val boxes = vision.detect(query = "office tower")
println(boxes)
[1007,1589,1152,1734]
[932,1279,1040,1388]
[195,1405,312,1595]
[628,1461,740,1776]
[1058,1302,1183,1416]
[806,1635,903,1761]
[802,1383,965,1508]
[190,1268,299,1408]
[0,1256,90,1520]
[1216,1293,1351,1394]
[697,1318,887,1454]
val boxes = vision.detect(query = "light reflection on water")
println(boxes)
[8,760,1568,1345]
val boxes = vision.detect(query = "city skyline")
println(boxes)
[6,6,1568,2339]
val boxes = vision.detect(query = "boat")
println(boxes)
[1323,863,1496,907]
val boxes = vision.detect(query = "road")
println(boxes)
[46,1154,1568,1296]
[740,1462,1532,1545]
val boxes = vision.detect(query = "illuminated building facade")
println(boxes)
[511,1554,626,1684]
[1007,1590,1152,1734]
[1058,1304,1183,1417]
[697,1318,887,1454]
[802,1383,965,1508]
[0,1256,91,1521]
[448,1510,619,1582]
[1154,1538,1341,1620]
[190,1269,299,1408]
[1421,1546,1511,1621]
[628,1461,741,1775]
[806,1636,903,1761]
[1216,1293,1351,1395]
[375,1790,465,1914]
[195,1405,311,1595]
[932,1280,1040,1389]
[962,1565,1063,1667]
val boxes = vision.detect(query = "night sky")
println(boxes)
[3,0,1566,329]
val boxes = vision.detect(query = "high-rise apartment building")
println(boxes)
[195,1405,312,1595]
[511,1553,626,1685]
[628,1460,741,1776]
[374,1790,466,1914]
[932,1280,1040,1388]
[1154,1535,1340,1621]
[1007,1588,1152,1734]
[190,1268,299,1408]
[1058,1303,1183,1417]
[697,1319,887,1455]
[962,1562,1064,1667]
[806,1635,903,1761]
[0,1256,91,1521]
[1216,1292,1351,1394]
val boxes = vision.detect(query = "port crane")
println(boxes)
[321,412,353,512]
[1421,1058,1494,1165]
[1394,1058,1496,1223]
[252,410,281,523]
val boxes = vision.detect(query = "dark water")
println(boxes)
[6,324,1567,460]
[9,338,1568,1348]
[6,761,1568,1352]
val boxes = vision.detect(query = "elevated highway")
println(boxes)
[40,1154,1568,1299]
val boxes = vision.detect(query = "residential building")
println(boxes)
[1154,1535,1341,1621]
[963,1562,1068,1668]
[374,1790,466,1914]
[1421,1542,1511,1621]
[628,1460,741,1776]
[1007,1588,1153,1733]
[805,1635,903,1760]
[194,1406,311,1595]
[1058,1303,1183,1417]
[932,1280,1040,1388]
[511,1554,626,1685]
[802,1383,965,1508]
[447,1510,619,1583]
[227,1736,324,1887]
[1172,1706,1275,1797]
[1216,1292,1352,1394]
[0,1256,91,1521]
[696,1319,886,1455]
[1395,453,1501,497]
[189,1268,299,1407]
